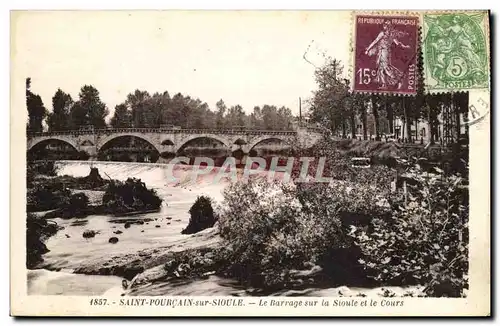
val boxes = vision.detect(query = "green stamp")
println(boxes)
[423,12,489,91]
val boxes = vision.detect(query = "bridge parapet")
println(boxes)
[27,128,298,138]
[27,127,322,158]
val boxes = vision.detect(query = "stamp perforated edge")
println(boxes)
[349,10,422,97]
[421,10,491,94]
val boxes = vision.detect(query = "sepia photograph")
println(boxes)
[11,9,490,316]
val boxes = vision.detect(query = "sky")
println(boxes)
[12,11,352,118]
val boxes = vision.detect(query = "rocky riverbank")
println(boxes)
[63,226,222,281]
[28,167,163,219]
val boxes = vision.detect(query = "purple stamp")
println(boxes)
[353,15,419,95]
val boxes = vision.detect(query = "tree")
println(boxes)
[126,90,151,128]
[343,92,358,139]
[197,102,216,129]
[370,95,382,140]
[403,97,411,142]
[226,105,246,127]
[110,103,132,128]
[425,94,441,144]
[26,78,47,132]
[70,85,108,128]
[158,91,172,125]
[277,106,294,130]
[385,96,396,135]
[310,59,352,136]
[349,92,369,140]
[215,99,227,129]
[169,93,189,128]
[47,89,73,132]
[249,106,263,129]
[142,93,165,127]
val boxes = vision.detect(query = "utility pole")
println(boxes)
[299,97,302,126]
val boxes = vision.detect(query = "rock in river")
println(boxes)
[82,230,97,238]
[109,237,119,244]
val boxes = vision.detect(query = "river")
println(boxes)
[28,161,422,297]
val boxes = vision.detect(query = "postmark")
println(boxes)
[423,12,490,92]
[463,90,490,127]
[352,14,419,95]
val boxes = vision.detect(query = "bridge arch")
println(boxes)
[27,136,79,152]
[247,136,294,153]
[233,138,247,145]
[175,134,231,153]
[161,138,175,146]
[97,133,161,153]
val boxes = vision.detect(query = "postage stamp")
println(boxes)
[423,12,490,92]
[353,14,419,95]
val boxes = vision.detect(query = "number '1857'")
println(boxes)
[90,298,108,306]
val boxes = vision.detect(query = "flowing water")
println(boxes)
[29,161,230,295]
[28,161,421,297]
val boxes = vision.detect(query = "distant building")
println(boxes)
[350,105,467,144]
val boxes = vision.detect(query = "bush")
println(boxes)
[27,182,72,212]
[218,181,313,287]
[32,160,58,176]
[291,138,396,190]
[27,176,93,213]
[68,193,89,212]
[182,196,216,234]
[26,213,60,268]
[217,179,390,289]
[102,178,162,213]
[27,161,58,186]
[349,165,469,297]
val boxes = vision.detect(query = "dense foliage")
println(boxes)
[27,180,91,216]
[309,59,469,143]
[102,178,162,214]
[27,167,109,213]
[26,78,47,133]
[350,165,469,297]
[27,181,73,212]
[26,213,59,268]
[27,81,296,132]
[182,196,217,235]
[217,179,391,289]
[291,136,398,190]
[217,156,469,297]
[68,193,90,212]
[27,160,58,186]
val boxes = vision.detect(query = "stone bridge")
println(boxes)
[27,127,323,158]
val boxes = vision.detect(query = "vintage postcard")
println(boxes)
[10,10,490,317]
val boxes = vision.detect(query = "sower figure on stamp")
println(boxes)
[365,20,410,90]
